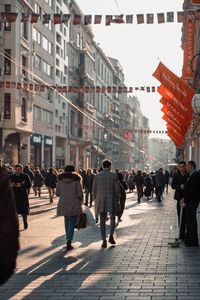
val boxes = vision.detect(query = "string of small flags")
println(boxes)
[0,81,159,93]
[1,11,200,26]
[74,124,167,134]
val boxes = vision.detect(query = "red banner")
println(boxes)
[182,12,196,80]
[192,0,200,4]
[153,62,195,104]
[158,84,192,118]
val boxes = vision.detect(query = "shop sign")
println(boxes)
[31,133,42,145]
[44,135,53,146]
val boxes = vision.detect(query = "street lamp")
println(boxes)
[191,94,200,115]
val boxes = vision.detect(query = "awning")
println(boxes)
[92,145,105,156]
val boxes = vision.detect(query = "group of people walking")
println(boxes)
[1,158,200,259]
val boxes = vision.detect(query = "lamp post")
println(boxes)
[191,94,200,115]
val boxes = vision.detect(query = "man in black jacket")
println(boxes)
[10,164,32,230]
[180,161,200,246]
[171,161,188,240]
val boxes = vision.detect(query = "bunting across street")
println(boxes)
[1,10,200,25]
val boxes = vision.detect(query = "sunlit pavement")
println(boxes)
[1,189,200,300]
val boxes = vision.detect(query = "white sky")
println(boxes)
[76,0,184,139]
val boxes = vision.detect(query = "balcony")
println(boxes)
[84,101,94,115]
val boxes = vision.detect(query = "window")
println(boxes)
[70,111,75,135]
[4,93,11,119]
[47,88,52,102]
[64,27,66,36]
[56,45,60,55]
[43,61,51,77]
[55,110,58,117]
[64,66,67,75]
[45,0,52,7]
[43,109,52,124]
[62,102,66,110]
[56,69,60,77]
[22,55,27,78]
[35,3,41,14]
[60,23,63,33]
[56,59,59,66]
[77,33,80,47]
[34,55,41,70]
[5,5,11,31]
[4,49,11,75]
[33,106,41,121]
[45,20,52,31]
[22,22,28,39]
[56,33,62,45]
[21,98,27,122]
[42,36,48,51]
[33,28,40,44]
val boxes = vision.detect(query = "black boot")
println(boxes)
[66,240,73,250]
[101,240,107,248]
[109,235,116,245]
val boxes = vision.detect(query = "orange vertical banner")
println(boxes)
[182,12,196,80]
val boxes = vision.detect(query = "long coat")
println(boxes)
[33,172,44,187]
[144,176,152,197]
[10,172,31,215]
[0,167,19,285]
[45,172,57,188]
[56,172,83,216]
[92,168,120,215]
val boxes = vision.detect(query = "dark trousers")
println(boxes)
[157,187,163,202]
[136,185,143,202]
[22,214,28,225]
[100,213,115,240]
[185,203,199,246]
[177,201,186,240]
[117,197,126,219]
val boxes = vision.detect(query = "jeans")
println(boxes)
[85,188,92,206]
[100,213,115,240]
[64,216,77,241]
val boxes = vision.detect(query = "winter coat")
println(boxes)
[119,180,128,201]
[0,167,19,286]
[84,173,95,191]
[92,168,120,215]
[128,175,135,190]
[23,167,34,181]
[183,171,200,206]
[45,172,57,188]
[134,174,145,187]
[155,172,165,188]
[10,173,31,215]
[144,176,152,197]
[171,170,188,201]
[33,172,45,187]
[164,170,170,184]
[56,172,83,216]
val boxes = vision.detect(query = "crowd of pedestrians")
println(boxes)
[0,158,200,285]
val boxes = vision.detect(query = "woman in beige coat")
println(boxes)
[56,165,83,250]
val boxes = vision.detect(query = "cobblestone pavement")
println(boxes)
[1,188,200,300]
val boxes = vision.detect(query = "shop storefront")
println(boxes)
[44,135,53,169]
[30,133,42,169]
[78,148,84,169]
[4,133,20,166]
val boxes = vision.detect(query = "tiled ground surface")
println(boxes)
[1,189,200,299]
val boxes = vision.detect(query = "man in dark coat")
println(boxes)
[45,168,57,203]
[0,166,19,285]
[180,161,200,247]
[134,170,144,203]
[164,170,170,193]
[84,169,95,207]
[10,164,32,230]
[171,161,188,240]
[155,168,165,202]
[92,159,120,248]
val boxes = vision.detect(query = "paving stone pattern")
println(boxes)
[1,189,200,299]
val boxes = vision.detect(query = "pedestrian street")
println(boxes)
[1,188,200,300]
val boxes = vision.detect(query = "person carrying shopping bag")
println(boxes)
[56,165,83,251]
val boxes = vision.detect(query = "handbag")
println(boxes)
[75,213,87,230]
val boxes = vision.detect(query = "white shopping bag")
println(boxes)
[83,206,96,227]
